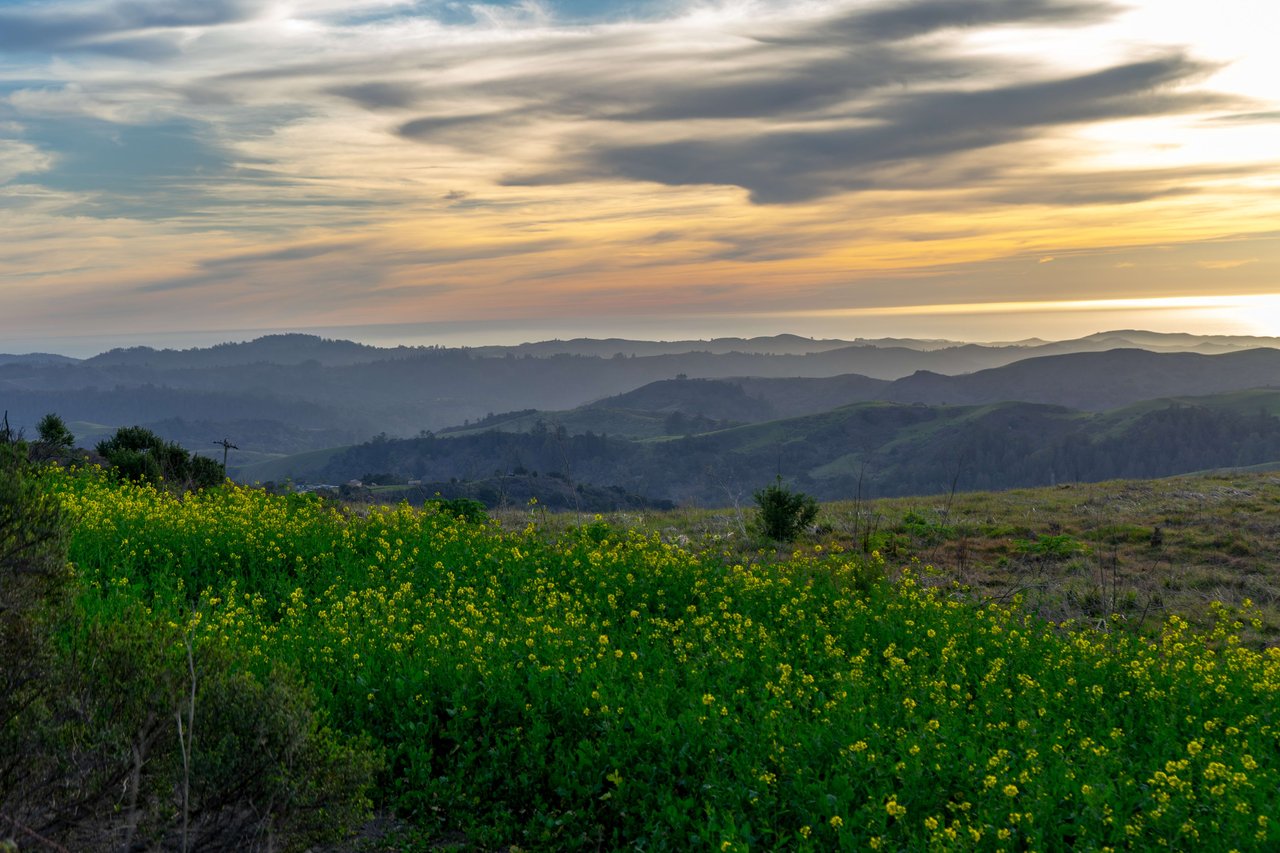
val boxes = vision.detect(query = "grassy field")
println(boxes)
[500,470,1280,647]
[36,466,1280,850]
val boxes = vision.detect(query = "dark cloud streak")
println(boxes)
[834,0,1116,43]
[375,0,1240,205]
[505,53,1236,203]
[329,81,422,110]
[0,0,260,56]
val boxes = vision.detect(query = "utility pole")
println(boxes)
[213,438,238,477]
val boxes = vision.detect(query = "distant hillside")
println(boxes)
[0,336,1023,454]
[0,353,81,366]
[439,375,895,439]
[590,377,775,419]
[883,348,1280,410]
[266,392,1280,506]
[435,347,1280,443]
[84,333,418,368]
[461,329,1280,359]
[465,333,867,358]
[8,333,1279,463]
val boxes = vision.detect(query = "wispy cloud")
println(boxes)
[0,0,1278,343]
[0,0,262,56]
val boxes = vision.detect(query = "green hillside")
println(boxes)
[231,444,353,483]
[12,460,1278,849]
[260,391,1280,506]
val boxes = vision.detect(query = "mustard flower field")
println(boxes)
[50,471,1280,850]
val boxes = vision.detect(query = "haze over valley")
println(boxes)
[7,329,1280,508]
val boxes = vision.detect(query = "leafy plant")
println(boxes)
[425,497,488,524]
[96,426,223,490]
[32,467,1280,850]
[898,510,956,545]
[752,476,819,542]
[36,413,75,451]
[0,441,70,811]
[1012,533,1087,560]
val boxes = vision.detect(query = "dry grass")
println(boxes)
[497,471,1280,645]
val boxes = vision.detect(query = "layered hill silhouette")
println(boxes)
[883,348,1280,410]
[4,332,1279,492]
[246,389,1280,505]
[434,348,1280,441]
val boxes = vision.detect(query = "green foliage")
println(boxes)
[36,470,1280,850]
[1012,533,1087,560]
[897,510,956,545]
[424,496,488,524]
[184,648,381,850]
[36,412,75,450]
[39,604,381,851]
[0,442,65,582]
[96,425,223,490]
[189,453,224,487]
[1,463,377,850]
[752,476,819,541]
[0,442,70,809]
[575,516,614,544]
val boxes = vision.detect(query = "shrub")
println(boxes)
[426,497,489,524]
[96,426,223,490]
[1012,533,1087,560]
[36,413,75,452]
[752,476,819,542]
[0,442,70,812]
[1,460,377,850]
[10,601,380,852]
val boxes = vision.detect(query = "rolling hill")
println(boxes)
[248,390,1280,506]
[6,334,1279,473]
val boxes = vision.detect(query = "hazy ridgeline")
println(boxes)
[4,331,1280,508]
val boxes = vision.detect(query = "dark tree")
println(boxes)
[97,426,222,490]
[36,413,75,450]
[752,476,819,542]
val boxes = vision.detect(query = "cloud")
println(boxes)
[508,54,1230,203]
[379,238,570,266]
[200,241,366,269]
[1196,258,1256,270]
[1204,110,1280,124]
[0,0,261,57]
[828,0,1116,43]
[329,81,421,110]
[136,236,566,295]
[318,0,1235,207]
[0,140,54,184]
[9,115,243,216]
[2,0,1278,343]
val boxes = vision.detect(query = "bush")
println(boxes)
[9,600,380,852]
[1012,534,1087,561]
[752,476,819,542]
[96,426,223,491]
[1,459,377,850]
[426,497,489,524]
[0,441,70,811]
[35,413,76,458]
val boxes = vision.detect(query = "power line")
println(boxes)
[213,438,239,476]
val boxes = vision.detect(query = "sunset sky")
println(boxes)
[2,0,1279,354]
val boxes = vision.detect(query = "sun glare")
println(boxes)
[761,294,1280,340]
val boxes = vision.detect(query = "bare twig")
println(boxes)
[0,812,72,853]
[175,633,197,853]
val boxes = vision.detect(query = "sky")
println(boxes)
[2,0,1279,354]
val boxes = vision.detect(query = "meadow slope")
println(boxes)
[40,469,1280,850]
